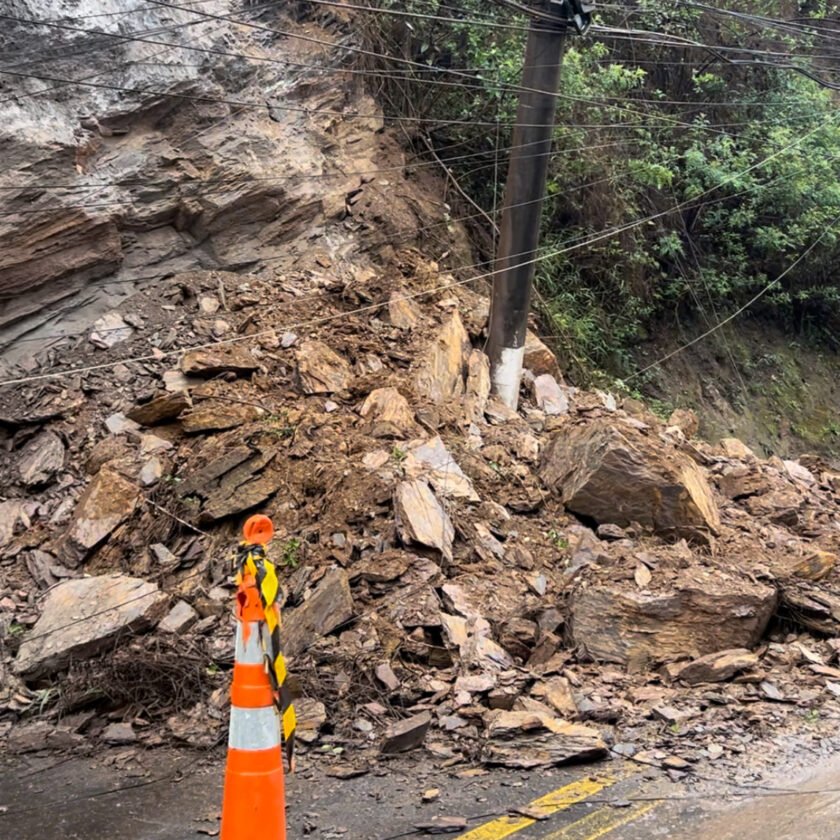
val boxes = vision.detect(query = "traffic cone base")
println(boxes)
[220,601,287,840]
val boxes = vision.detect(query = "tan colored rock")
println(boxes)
[181,345,259,377]
[668,408,699,438]
[388,290,420,329]
[14,574,168,678]
[665,649,759,685]
[531,677,578,716]
[720,437,755,460]
[569,566,776,667]
[127,391,191,426]
[282,569,355,657]
[440,613,514,670]
[414,311,470,404]
[404,437,479,502]
[541,420,720,541]
[394,479,454,560]
[463,349,491,424]
[359,387,416,437]
[0,499,24,550]
[17,430,64,486]
[790,550,837,582]
[523,332,560,377]
[181,401,262,433]
[296,339,352,394]
[62,468,139,564]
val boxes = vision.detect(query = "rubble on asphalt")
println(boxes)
[2,252,840,783]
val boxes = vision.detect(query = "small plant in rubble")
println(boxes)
[280,538,302,569]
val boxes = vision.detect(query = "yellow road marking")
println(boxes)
[455,776,619,840]
[541,802,657,840]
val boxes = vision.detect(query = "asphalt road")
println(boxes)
[3,748,840,839]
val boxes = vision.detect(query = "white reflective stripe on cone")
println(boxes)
[234,621,264,665]
[229,705,282,751]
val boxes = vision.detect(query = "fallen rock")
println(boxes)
[533,374,569,416]
[296,698,327,744]
[139,457,163,487]
[127,391,191,426]
[523,332,560,377]
[90,312,133,349]
[296,339,351,394]
[441,613,514,670]
[668,408,699,438]
[101,722,137,745]
[569,567,776,667]
[394,480,454,561]
[414,311,470,404]
[359,387,416,437]
[531,677,578,716]
[158,600,199,634]
[282,569,354,657]
[482,711,606,768]
[404,437,479,501]
[8,721,86,754]
[15,574,168,678]
[388,290,420,329]
[381,711,431,753]
[665,649,759,685]
[0,499,24,550]
[181,345,259,377]
[720,438,755,460]
[181,401,262,433]
[62,468,140,564]
[541,420,720,541]
[375,662,400,692]
[17,430,64,486]
[463,349,491,425]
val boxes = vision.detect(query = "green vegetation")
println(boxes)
[363,0,840,381]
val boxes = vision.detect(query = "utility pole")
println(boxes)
[486,0,593,408]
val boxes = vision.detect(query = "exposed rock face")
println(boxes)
[541,420,720,541]
[569,567,777,667]
[14,574,168,678]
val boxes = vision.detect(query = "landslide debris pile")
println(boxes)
[2,252,840,776]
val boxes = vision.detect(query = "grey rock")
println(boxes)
[381,711,431,753]
[158,600,199,634]
[17,430,65,486]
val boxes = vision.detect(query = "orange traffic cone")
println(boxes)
[220,571,286,840]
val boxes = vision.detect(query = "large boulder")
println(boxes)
[540,420,720,542]
[15,575,168,678]
[568,565,777,667]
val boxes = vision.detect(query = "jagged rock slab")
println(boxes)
[282,569,354,657]
[541,420,720,541]
[181,345,259,377]
[381,711,431,753]
[17,430,64,486]
[296,339,351,394]
[523,332,560,377]
[200,469,284,523]
[533,374,569,416]
[664,649,759,685]
[440,613,514,670]
[90,312,133,348]
[158,600,199,634]
[181,401,262,433]
[394,479,454,560]
[0,499,25,550]
[414,311,470,404]
[569,567,776,667]
[404,436,479,501]
[14,575,168,678]
[778,579,840,635]
[359,387,416,437]
[482,711,606,768]
[127,391,191,426]
[61,468,139,565]
[388,290,420,329]
[464,349,491,425]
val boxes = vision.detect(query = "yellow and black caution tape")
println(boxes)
[236,542,297,771]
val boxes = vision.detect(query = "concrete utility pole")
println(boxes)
[486,0,593,408]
